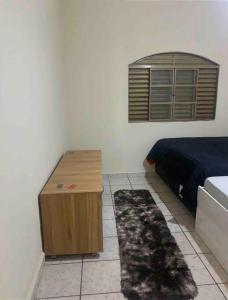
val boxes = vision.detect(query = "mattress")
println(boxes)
[204,177,228,210]
[146,137,228,212]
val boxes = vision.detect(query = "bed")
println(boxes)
[146,137,228,213]
[196,177,228,273]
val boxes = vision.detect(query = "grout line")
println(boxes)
[111,192,119,252]
[217,284,228,299]
[195,282,227,299]
[111,193,116,221]
[36,295,80,299]
[171,216,184,232]
[173,215,193,234]
[174,218,226,289]
[111,192,114,206]
[79,286,226,297]
[111,195,115,207]
[103,236,118,240]
[81,291,121,297]
[35,296,78,300]
[197,251,228,285]
[45,261,82,266]
[79,256,84,300]
[83,258,120,263]
[128,176,134,190]
[197,251,217,285]
[127,175,132,187]
[107,174,111,186]
[182,230,211,255]
[36,284,225,300]
[197,283,222,287]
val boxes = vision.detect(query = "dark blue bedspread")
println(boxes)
[147,137,228,212]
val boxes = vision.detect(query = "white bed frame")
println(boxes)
[195,186,228,273]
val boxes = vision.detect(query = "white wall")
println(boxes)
[0,1,65,299]
[64,0,228,173]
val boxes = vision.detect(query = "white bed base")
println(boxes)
[195,186,228,273]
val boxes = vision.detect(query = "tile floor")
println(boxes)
[35,172,228,300]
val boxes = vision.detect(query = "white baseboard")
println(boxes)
[26,252,45,300]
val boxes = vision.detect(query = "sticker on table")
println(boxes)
[56,183,64,189]
[67,184,78,190]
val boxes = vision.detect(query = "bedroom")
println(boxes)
[1,0,228,299]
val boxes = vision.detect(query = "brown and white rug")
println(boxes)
[114,189,198,300]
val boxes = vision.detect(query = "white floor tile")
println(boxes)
[150,192,163,204]
[199,253,228,284]
[164,201,190,215]
[132,184,156,193]
[147,176,165,184]
[35,263,81,298]
[152,193,180,206]
[184,254,215,285]
[102,194,113,206]
[150,182,171,192]
[127,172,146,178]
[218,283,228,298]
[109,173,128,178]
[184,231,210,254]
[103,177,110,186]
[109,177,130,185]
[157,192,180,203]
[82,260,121,294]
[103,205,115,220]
[175,214,195,232]
[111,185,131,194]
[103,219,117,237]
[195,284,226,300]
[129,177,153,185]
[172,232,196,255]
[102,174,110,185]
[156,202,172,216]
[103,185,111,195]
[164,215,182,233]
[84,237,119,261]
[45,255,82,265]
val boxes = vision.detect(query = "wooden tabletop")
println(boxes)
[41,150,103,195]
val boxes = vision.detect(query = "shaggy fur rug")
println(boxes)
[114,189,198,300]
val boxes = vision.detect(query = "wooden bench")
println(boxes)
[39,150,103,255]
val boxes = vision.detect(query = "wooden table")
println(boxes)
[39,150,103,255]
